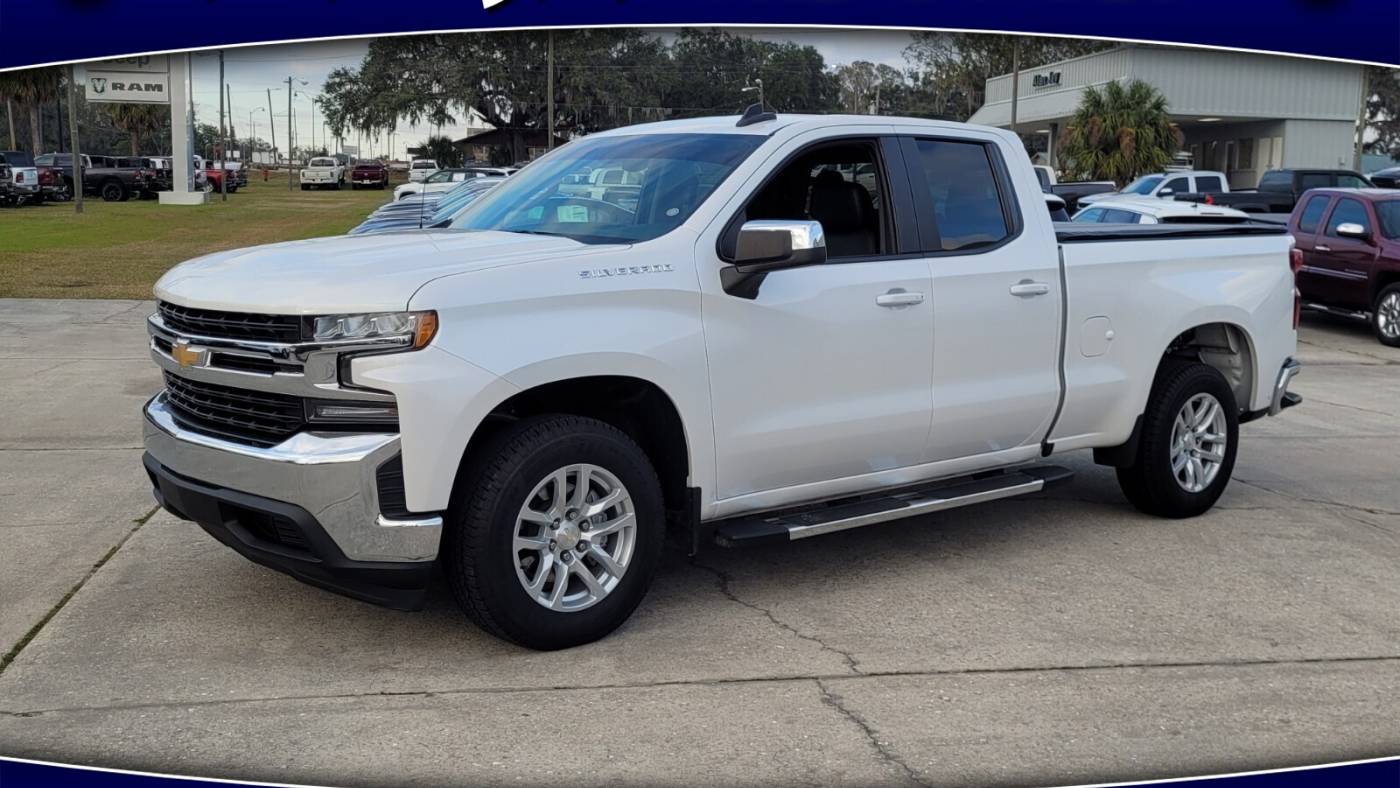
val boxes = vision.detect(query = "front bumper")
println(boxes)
[143,393,442,609]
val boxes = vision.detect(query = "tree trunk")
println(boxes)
[5,99,14,150]
[130,132,139,155]
[28,102,41,155]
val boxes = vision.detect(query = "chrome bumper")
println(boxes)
[143,393,442,562]
[1269,357,1301,416]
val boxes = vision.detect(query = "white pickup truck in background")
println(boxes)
[299,156,345,190]
[143,110,1301,649]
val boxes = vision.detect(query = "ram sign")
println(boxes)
[85,72,170,104]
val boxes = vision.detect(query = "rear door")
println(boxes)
[901,135,1062,463]
[1292,193,1334,304]
[1314,197,1379,310]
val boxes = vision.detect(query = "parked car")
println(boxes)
[350,160,390,190]
[144,112,1302,649]
[349,177,502,235]
[1080,170,1229,207]
[0,151,41,205]
[1366,166,1400,189]
[1072,197,1252,224]
[202,158,239,193]
[1049,181,1116,213]
[392,168,480,200]
[408,158,438,182]
[300,156,345,190]
[0,162,14,206]
[64,156,164,201]
[1287,188,1400,345]
[1176,169,1373,214]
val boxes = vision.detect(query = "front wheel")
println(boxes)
[1116,360,1240,518]
[100,181,127,202]
[444,415,664,650]
[1373,284,1400,348]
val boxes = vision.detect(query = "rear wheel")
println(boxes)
[1116,360,1239,518]
[100,180,127,202]
[1374,284,1400,347]
[444,415,664,650]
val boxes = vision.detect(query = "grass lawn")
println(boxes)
[0,176,402,299]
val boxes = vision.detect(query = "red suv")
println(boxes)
[1289,188,1400,346]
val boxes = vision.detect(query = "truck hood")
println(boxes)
[155,230,607,313]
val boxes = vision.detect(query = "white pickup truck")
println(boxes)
[299,156,345,190]
[143,111,1301,649]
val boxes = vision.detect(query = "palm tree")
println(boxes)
[108,104,166,155]
[1059,79,1182,185]
[0,67,62,154]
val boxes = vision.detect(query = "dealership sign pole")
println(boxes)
[67,65,83,214]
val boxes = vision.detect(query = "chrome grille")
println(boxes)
[157,301,303,343]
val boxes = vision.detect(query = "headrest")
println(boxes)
[809,179,872,232]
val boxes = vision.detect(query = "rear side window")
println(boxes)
[1296,195,1329,233]
[910,139,1011,252]
[1325,198,1370,237]
[1195,175,1224,192]
[1073,207,1106,223]
[1338,174,1369,188]
[1258,171,1290,192]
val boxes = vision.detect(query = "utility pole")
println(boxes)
[218,50,227,201]
[226,83,235,157]
[56,90,64,153]
[310,97,316,153]
[5,99,14,149]
[266,88,277,167]
[1010,39,1020,137]
[1355,67,1370,170]
[286,76,294,191]
[67,65,83,214]
[546,30,555,151]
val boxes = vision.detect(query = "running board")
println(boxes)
[712,465,1074,547]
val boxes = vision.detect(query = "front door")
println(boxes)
[701,133,935,501]
[900,135,1063,462]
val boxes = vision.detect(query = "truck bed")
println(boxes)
[1054,222,1289,243]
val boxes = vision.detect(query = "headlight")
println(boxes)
[312,310,437,348]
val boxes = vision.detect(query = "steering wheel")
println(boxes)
[543,195,635,224]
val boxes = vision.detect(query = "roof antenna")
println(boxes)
[736,103,777,128]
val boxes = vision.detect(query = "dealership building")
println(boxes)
[968,46,1368,187]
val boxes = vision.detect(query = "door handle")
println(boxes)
[1009,280,1051,298]
[1315,245,1331,252]
[876,290,925,307]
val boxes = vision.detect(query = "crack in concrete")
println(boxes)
[690,557,862,675]
[1235,478,1400,519]
[816,678,931,787]
[1304,397,1398,419]
[4,653,1398,719]
[0,506,158,677]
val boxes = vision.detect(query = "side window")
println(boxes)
[1325,198,1370,237]
[1101,208,1141,224]
[910,138,1010,252]
[1074,207,1106,223]
[1338,174,1369,188]
[1296,195,1329,233]
[1195,175,1224,192]
[1161,177,1190,194]
[1258,171,1289,191]
[1298,173,1329,191]
[743,139,886,259]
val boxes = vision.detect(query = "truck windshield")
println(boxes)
[449,133,763,244]
[1122,175,1163,195]
[1376,201,1400,240]
[309,158,336,167]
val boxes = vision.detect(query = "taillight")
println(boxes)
[1290,248,1304,329]
[1204,194,1214,205]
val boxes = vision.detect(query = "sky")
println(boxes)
[174,28,917,161]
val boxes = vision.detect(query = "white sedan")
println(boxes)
[1072,196,1252,224]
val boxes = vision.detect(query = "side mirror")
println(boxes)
[1157,188,1175,196]
[722,220,827,298]
[1336,222,1370,240]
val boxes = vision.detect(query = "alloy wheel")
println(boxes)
[1170,393,1228,493]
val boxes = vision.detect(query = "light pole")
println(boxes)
[249,107,265,165]
[741,78,764,110]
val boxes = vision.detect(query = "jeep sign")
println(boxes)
[85,71,170,104]
[88,55,170,74]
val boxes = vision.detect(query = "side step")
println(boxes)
[713,465,1073,547]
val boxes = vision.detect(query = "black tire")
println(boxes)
[443,415,665,650]
[378,181,386,190]
[100,180,127,202]
[300,184,310,191]
[1373,284,1400,348]
[1115,359,1240,518]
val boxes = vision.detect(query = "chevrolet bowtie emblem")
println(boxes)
[170,340,207,369]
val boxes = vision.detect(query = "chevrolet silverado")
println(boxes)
[143,110,1302,649]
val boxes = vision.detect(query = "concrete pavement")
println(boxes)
[1,299,1397,786]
